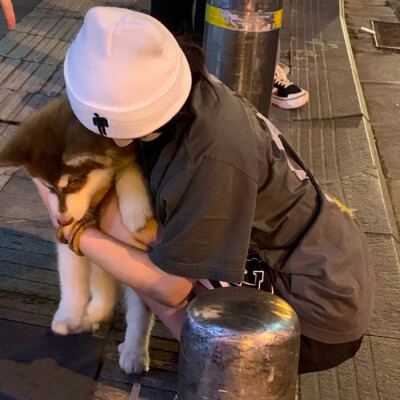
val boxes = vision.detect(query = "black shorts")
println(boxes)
[199,253,364,374]
[299,334,363,374]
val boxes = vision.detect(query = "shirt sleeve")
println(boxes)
[149,157,258,283]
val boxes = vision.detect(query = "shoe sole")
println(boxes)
[272,91,309,110]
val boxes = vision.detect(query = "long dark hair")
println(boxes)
[174,36,218,124]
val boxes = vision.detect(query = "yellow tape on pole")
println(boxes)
[205,4,283,32]
[274,9,283,29]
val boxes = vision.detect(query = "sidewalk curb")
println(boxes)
[339,0,400,245]
[339,0,370,122]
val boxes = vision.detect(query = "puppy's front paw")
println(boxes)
[118,341,150,375]
[120,197,153,233]
[51,309,85,335]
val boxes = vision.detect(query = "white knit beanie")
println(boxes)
[64,7,192,138]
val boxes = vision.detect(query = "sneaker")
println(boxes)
[278,62,290,76]
[272,64,309,109]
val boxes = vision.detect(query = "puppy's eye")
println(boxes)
[69,176,83,185]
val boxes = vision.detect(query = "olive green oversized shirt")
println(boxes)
[147,78,374,344]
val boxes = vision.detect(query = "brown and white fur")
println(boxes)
[0,98,154,374]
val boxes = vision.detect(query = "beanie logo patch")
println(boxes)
[93,113,109,136]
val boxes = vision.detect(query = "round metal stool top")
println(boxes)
[187,286,299,343]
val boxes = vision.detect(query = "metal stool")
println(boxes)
[178,286,300,399]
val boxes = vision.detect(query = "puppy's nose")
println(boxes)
[57,217,73,226]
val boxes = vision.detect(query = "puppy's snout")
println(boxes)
[57,216,73,226]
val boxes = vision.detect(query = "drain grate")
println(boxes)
[371,20,400,49]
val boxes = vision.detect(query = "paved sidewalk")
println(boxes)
[0,0,399,399]
[0,0,42,40]
[272,0,400,398]
[344,0,400,235]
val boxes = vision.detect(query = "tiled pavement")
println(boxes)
[274,0,400,397]
[344,0,400,239]
[0,0,42,39]
[0,0,399,399]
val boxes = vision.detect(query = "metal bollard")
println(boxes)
[178,286,300,399]
[203,0,283,116]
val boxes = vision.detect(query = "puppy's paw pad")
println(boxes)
[51,321,70,335]
[122,209,152,233]
[118,342,150,375]
[81,318,100,333]
[51,315,84,335]
[120,196,153,233]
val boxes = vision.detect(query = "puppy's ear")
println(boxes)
[0,98,63,168]
[0,125,32,167]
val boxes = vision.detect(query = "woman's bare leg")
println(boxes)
[138,292,193,340]
[137,281,209,340]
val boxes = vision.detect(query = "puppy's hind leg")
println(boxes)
[84,262,119,332]
[119,286,154,374]
[52,243,90,335]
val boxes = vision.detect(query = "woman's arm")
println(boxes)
[33,180,196,308]
[77,226,196,307]
[96,190,160,251]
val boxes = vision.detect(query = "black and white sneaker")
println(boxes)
[272,64,309,109]
[278,62,290,76]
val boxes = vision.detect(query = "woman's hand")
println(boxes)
[98,190,160,251]
[33,180,158,250]
[1,0,16,30]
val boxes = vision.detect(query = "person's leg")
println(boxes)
[272,63,309,109]
[193,0,206,39]
[138,291,193,340]
[272,37,307,110]
[151,0,194,34]
[298,335,364,374]
[137,279,213,340]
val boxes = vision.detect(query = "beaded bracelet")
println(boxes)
[56,227,68,244]
[68,219,97,256]
[55,217,97,256]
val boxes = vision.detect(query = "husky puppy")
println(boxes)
[0,98,154,374]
